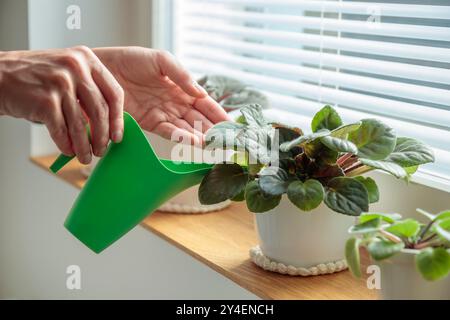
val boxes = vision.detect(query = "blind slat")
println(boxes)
[190,0,450,20]
[184,46,450,107]
[183,21,450,63]
[185,8,450,41]
[184,32,450,85]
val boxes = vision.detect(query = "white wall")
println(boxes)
[0,0,257,299]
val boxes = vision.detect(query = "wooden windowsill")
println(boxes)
[31,155,378,300]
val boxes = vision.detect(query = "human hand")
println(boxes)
[93,47,230,145]
[0,46,124,164]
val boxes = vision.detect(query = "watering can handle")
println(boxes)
[50,124,92,174]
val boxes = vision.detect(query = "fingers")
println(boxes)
[61,92,92,164]
[90,54,124,143]
[71,46,124,156]
[76,79,110,157]
[183,109,214,133]
[171,118,203,145]
[44,93,73,156]
[157,51,207,98]
[193,96,231,124]
[153,122,200,145]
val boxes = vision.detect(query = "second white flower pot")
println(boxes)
[253,197,355,275]
[378,249,450,300]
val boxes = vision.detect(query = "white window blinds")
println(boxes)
[171,0,450,187]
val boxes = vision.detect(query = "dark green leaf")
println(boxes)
[386,219,421,238]
[416,247,450,281]
[245,180,281,213]
[345,237,362,278]
[359,158,407,179]
[199,164,248,205]
[367,240,404,261]
[348,119,396,160]
[287,179,324,211]
[330,122,361,139]
[231,189,245,202]
[385,137,435,167]
[320,136,358,154]
[354,176,379,204]
[324,177,369,216]
[304,139,339,164]
[280,129,329,152]
[311,105,343,132]
[259,167,292,196]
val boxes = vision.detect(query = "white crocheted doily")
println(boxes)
[157,200,231,214]
[249,246,348,276]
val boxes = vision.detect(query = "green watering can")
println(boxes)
[50,112,213,253]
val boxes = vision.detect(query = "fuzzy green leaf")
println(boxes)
[324,177,369,216]
[287,179,324,211]
[320,136,358,154]
[385,137,435,167]
[359,212,402,224]
[259,167,292,196]
[330,122,361,139]
[386,219,421,238]
[348,119,396,160]
[435,218,450,242]
[367,240,404,261]
[416,247,450,281]
[348,217,382,234]
[199,164,248,205]
[205,121,245,149]
[359,158,407,179]
[198,75,270,110]
[245,180,281,213]
[311,105,343,132]
[354,176,379,204]
[345,237,362,278]
[280,129,329,152]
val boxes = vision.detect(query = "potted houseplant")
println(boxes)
[346,209,450,299]
[199,103,435,275]
[82,75,269,214]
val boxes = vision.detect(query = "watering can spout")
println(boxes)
[51,112,213,253]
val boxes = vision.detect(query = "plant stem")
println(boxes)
[414,239,442,250]
[343,161,362,173]
[345,165,373,177]
[418,219,435,242]
[337,153,353,166]
[380,229,403,244]
[421,233,437,244]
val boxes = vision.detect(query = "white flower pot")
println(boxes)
[378,249,450,300]
[82,132,231,214]
[253,197,355,274]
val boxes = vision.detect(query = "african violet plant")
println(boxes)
[346,209,450,281]
[198,104,435,215]
[197,75,270,111]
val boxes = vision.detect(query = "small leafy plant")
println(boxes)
[346,209,450,281]
[198,75,270,111]
[199,104,434,215]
